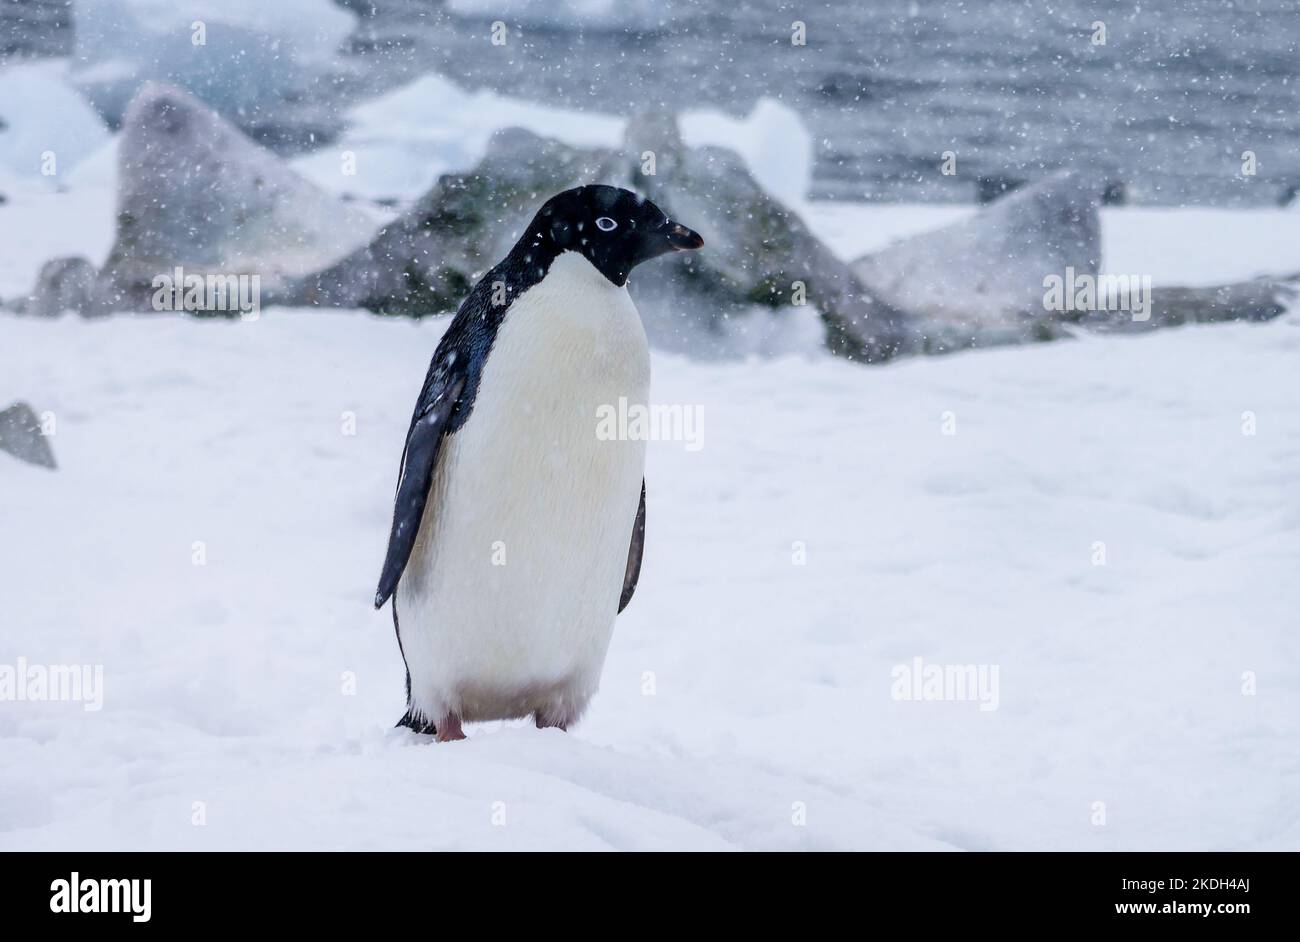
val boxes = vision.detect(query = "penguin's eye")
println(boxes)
[595,216,618,232]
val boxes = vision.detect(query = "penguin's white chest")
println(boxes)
[397,252,650,725]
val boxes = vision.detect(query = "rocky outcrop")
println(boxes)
[284,111,913,361]
[20,256,100,317]
[282,128,609,317]
[851,173,1298,344]
[611,111,910,361]
[12,84,1288,359]
[852,171,1103,352]
[0,402,56,469]
[96,82,381,313]
[1110,280,1295,331]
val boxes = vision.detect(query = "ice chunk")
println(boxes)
[681,99,814,208]
[70,0,355,129]
[0,61,109,180]
[295,74,813,210]
[293,73,625,202]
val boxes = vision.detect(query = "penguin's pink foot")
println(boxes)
[435,713,466,742]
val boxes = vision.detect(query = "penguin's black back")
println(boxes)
[372,193,579,608]
[375,184,668,608]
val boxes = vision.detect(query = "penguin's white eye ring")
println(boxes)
[595,216,618,232]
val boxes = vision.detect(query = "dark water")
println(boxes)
[344,0,1300,206]
[1,0,72,57]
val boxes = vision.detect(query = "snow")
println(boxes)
[1098,208,1300,286]
[2,245,1298,848]
[0,183,115,303]
[2,307,1297,850]
[62,137,120,190]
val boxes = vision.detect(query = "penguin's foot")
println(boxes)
[435,712,466,742]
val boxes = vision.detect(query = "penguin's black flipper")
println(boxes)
[374,361,467,610]
[618,479,646,613]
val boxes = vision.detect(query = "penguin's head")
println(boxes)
[529,185,704,287]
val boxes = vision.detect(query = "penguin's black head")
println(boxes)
[526,185,704,287]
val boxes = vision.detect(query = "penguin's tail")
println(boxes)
[396,708,437,736]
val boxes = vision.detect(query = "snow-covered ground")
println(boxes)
[3,285,1299,850]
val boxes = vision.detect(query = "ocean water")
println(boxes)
[347,0,1300,206]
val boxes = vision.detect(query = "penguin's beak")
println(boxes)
[663,220,704,251]
[628,217,704,272]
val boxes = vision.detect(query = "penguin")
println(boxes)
[374,185,703,741]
